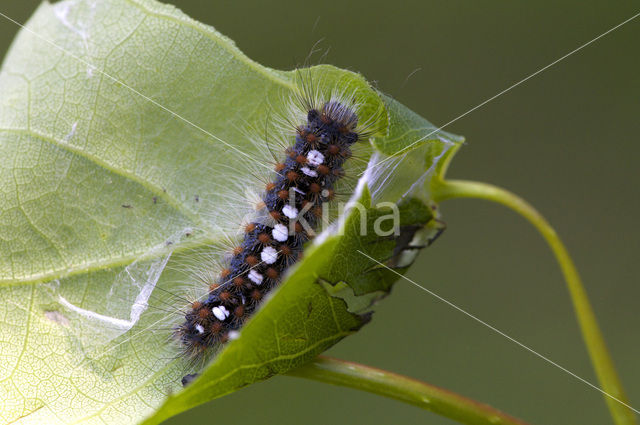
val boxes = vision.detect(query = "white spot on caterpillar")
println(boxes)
[282,204,298,219]
[248,270,263,285]
[261,246,278,264]
[272,223,288,242]
[212,306,230,321]
[307,150,324,166]
[195,324,205,334]
[301,166,318,177]
[228,330,240,340]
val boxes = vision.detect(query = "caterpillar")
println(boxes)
[174,75,377,367]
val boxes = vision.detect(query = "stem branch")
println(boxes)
[287,355,532,425]
[431,178,636,425]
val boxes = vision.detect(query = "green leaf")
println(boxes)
[0,1,463,424]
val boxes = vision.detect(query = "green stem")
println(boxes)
[431,178,637,425]
[287,355,532,425]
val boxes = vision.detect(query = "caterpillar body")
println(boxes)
[175,81,374,365]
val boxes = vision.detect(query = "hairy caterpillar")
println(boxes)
[174,74,379,369]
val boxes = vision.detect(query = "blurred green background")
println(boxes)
[1,1,638,424]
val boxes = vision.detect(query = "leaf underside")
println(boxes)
[0,1,463,424]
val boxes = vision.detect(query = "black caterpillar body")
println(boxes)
[176,99,361,362]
